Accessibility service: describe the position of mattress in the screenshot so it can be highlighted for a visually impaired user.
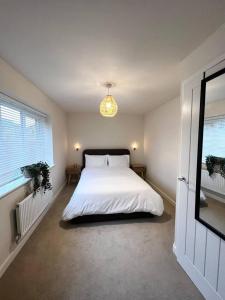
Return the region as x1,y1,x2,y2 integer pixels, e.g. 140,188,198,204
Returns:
62,167,164,221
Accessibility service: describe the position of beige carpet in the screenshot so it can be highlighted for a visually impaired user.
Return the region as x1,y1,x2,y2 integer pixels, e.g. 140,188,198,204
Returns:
0,185,203,300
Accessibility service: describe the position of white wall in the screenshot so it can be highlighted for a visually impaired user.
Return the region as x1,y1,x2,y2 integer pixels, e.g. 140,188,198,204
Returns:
144,97,181,201
144,22,225,204
0,57,68,271
67,112,144,165
180,23,225,80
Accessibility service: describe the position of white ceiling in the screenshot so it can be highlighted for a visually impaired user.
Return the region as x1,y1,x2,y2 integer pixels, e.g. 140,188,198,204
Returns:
0,0,225,114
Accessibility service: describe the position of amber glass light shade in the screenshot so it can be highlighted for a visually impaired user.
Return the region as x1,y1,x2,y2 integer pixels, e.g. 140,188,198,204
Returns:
100,95,118,117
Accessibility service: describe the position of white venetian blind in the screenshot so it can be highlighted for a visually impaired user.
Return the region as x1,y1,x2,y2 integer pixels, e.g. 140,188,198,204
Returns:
202,115,225,162
0,93,53,187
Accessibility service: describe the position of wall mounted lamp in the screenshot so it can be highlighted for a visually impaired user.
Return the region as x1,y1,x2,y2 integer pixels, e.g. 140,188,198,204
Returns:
131,142,138,151
74,143,80,151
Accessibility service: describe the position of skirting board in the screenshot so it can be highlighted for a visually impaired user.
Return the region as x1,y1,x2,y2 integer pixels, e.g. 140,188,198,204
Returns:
146,178,176,206
0,181,66,279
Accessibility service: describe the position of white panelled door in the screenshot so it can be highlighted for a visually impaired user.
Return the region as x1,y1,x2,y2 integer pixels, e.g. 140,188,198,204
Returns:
175,61,225,300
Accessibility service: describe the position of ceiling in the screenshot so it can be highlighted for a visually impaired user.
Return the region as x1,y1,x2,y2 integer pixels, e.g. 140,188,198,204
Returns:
0,0,225,114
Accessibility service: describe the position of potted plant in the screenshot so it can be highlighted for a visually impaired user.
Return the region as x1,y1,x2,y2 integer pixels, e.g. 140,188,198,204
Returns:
205,155,225,178
21,162,52,196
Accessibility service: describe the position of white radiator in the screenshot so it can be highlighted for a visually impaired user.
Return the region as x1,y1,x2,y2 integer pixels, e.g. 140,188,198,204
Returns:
16,190,52,240
201,169,225,197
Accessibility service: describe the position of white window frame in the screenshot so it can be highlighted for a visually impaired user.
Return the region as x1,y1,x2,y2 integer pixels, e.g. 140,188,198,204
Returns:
0,92,54,198
202,114,225,163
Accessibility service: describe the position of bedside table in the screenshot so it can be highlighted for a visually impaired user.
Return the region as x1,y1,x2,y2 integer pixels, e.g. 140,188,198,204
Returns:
66,164,81,184
131,164,146,179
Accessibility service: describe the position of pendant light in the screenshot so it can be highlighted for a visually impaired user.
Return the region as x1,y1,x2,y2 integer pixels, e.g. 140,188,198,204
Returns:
100,82,118,117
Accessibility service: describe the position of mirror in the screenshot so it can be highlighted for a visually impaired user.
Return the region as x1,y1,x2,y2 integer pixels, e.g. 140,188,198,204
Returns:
196,67,225,240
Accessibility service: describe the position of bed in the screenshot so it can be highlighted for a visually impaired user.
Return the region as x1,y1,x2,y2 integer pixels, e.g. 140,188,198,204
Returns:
62,149,164,221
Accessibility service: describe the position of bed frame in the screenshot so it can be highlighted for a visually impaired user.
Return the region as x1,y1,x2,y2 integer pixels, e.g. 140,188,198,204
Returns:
69,212,154,224
82,148,130,169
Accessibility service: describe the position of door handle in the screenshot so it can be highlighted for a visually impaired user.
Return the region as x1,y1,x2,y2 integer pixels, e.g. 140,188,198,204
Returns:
178,176,188,183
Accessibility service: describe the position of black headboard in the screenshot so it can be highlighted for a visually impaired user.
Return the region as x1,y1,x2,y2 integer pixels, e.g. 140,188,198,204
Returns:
82,149,130,169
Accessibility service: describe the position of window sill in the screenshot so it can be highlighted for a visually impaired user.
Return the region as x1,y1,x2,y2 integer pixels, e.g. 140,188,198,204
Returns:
0,177,31,199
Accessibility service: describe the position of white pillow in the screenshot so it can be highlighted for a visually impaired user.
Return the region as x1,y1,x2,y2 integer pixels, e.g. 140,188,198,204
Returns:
108,155,130,168
85,155,107,168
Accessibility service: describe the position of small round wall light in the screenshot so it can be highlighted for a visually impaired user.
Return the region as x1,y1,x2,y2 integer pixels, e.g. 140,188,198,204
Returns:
74,143,80,151
131,142,138,151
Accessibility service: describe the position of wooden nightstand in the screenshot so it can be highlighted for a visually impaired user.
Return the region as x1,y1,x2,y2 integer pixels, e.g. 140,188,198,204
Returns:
131,164,146,179
66,164,81,184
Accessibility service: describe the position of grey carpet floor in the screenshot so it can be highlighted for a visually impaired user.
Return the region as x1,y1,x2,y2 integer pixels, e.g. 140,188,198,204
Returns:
0,185,203,300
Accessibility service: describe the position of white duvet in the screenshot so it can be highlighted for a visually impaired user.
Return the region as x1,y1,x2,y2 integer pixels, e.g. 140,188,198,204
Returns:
62,167,164,221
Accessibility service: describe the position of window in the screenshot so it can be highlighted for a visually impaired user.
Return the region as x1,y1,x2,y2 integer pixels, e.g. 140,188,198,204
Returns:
0,93,53,188
202,115,225,162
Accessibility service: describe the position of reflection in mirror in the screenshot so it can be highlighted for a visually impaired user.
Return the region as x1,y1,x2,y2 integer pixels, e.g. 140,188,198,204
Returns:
198,70,225,238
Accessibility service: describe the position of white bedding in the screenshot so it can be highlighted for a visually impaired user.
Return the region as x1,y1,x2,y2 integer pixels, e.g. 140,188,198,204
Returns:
62,167,164,221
